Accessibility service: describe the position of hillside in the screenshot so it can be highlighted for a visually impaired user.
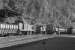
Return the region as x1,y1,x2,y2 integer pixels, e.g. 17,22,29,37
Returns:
0,0,75,28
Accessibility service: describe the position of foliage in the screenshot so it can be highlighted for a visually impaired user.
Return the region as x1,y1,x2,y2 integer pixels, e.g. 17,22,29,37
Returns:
1,0,75,28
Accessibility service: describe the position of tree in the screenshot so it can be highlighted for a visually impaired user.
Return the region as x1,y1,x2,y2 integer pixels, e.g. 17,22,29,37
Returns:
1,0,73,28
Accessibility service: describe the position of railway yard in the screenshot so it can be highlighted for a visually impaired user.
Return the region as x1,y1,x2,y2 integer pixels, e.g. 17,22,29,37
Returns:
0,22,75,48
0,0,75,50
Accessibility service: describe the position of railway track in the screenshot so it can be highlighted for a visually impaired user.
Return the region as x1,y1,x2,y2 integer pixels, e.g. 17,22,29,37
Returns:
0,33,56,48
58,34,75,38
0,32,75,48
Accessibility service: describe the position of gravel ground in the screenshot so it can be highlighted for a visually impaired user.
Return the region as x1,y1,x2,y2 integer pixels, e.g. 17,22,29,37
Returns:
1,36,75,50
0,34,56,48
1,34,75,50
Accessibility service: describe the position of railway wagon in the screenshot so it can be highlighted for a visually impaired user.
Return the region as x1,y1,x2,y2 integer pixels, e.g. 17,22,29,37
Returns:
34,24,55,34
19,23,35,35
40,25,46,34
55,26,73,35
56,27,67,35
0,23,19,36
0,22,36,36
46,24,55,34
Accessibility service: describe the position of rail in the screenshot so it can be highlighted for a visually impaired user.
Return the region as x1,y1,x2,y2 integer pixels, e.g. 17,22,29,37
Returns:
0,34,56,48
